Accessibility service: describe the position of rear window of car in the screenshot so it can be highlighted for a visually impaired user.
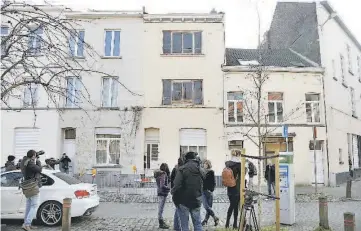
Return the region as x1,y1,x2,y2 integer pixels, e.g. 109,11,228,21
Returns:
53,172,81,185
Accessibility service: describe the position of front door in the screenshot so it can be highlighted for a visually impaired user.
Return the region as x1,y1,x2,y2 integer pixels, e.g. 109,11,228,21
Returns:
144,143,159,175
1,172,24,215
63,128,76,174
310,140,325,185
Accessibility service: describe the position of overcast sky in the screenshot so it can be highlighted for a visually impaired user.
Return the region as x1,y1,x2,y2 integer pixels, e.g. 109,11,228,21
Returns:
44,0,360,48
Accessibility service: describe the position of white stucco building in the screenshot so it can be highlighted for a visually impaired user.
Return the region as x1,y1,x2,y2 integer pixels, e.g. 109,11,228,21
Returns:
264,1,361,186
223,48,326,185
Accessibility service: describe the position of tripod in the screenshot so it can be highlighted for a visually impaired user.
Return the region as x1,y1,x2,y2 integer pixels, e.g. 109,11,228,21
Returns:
239,200,259,231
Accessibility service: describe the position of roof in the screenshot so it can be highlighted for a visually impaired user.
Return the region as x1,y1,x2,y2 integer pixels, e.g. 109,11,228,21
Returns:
225,48,318,67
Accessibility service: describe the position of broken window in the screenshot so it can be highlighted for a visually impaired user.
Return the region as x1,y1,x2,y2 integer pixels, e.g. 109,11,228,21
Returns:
268,92,283,123
162,31,202,54
227,91,243,123
305,93,320,123
162,80,203,105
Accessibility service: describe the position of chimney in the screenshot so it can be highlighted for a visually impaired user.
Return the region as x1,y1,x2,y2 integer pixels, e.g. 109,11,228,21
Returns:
210,8,217,14
142,6,147,14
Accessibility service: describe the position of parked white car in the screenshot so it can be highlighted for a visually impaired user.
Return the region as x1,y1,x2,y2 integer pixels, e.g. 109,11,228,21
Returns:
1,169,99,226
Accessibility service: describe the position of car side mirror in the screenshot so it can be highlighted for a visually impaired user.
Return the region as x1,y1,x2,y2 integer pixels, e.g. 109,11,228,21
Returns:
41,177,47,184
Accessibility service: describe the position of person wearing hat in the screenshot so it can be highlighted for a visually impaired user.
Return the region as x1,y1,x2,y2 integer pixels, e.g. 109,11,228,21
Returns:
5,155,16,171
171,152,203,231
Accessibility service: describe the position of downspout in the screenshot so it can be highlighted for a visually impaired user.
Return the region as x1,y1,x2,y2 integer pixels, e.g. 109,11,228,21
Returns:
321,72,331,186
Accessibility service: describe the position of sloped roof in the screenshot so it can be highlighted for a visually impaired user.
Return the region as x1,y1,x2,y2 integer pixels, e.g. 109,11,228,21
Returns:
225,48,317,67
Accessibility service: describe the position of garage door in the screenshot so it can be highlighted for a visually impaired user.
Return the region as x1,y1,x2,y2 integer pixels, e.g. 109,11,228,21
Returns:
353,135,359,168
179,129,207,160
14,128,40,160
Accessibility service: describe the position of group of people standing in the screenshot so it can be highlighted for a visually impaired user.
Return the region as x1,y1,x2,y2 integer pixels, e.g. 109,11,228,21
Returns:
153,150,275,231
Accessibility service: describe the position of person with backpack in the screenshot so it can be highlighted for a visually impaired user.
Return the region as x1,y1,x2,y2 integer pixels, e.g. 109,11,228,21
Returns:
5,155,16,171
154,163,171,229
172,152,203,231
246,159,257,189
201,159,219,227
222,149,242,229
171,157,184,231
264,160,275,199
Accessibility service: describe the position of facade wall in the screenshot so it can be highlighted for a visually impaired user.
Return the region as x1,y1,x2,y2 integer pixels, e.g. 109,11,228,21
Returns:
317,3,361,185
224,70,327,185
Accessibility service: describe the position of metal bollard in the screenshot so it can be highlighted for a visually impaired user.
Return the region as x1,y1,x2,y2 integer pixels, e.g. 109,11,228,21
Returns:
62,198,72,231
346,180,352,199
319,196,329,229
344,212,355,231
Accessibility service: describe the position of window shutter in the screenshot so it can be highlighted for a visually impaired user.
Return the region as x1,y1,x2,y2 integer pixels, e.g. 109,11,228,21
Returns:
193,80,203,105
162,31,171,54
77,31,85,56
194,32,202,54
162,80,171,105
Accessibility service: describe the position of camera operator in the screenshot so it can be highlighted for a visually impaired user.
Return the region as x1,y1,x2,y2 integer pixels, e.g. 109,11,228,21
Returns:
20,150,43,230
60,153,71,174
44,158,60,170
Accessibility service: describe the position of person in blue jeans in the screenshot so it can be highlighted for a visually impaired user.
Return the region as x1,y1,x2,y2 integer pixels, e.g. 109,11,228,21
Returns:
172,152,204,231
20,150,42,231
155,163,171,229
201,159,219,226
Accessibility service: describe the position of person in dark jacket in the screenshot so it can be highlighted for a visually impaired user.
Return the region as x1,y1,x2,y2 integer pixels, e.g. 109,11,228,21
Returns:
171,157,184,231
16,159,22,169
246,159,257,189
60,153,71,174
154,163,171,229
20,150,42,231
172,152,203,231
225,150,243,229
5,155,16,171
171,157,184,189
265,161,275,197
201,159,219,227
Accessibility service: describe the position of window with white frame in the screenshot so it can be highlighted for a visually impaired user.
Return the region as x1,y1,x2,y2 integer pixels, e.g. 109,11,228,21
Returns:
163,31,202,55
104,30,120,57
162,79,203,105
69,30,85,57
332,59,337,80
228,140,243,151
227,91,243,123
23,83,38,107
95,128,121,165
340,54,346,84
268,92,283,123
179,129,207,160
28,27,43,55
66,77,81,107
1,26,9,55
347,44,353,73
350,87,356,117
305,93,320,123
101,77,119,107
357,56,361,82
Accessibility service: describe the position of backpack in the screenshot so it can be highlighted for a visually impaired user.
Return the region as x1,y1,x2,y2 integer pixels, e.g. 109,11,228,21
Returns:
222,167,236,187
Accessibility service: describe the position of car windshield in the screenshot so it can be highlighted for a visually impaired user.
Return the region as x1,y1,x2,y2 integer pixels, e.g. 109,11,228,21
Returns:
53,172,81,185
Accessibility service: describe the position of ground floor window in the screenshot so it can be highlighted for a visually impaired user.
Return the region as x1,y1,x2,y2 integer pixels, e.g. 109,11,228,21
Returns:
95,128,121,165
179,129,207,160
144,128,160,170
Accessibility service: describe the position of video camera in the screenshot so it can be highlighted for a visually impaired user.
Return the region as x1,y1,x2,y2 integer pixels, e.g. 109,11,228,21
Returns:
36,150,45,158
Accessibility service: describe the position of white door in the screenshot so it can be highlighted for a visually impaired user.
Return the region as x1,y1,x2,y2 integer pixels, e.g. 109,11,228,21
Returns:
352,135,359,169
310,141,324,185
179,129,207,160
14,128,40,161
1,172,24,215
63,140,76,174
144,128,160,175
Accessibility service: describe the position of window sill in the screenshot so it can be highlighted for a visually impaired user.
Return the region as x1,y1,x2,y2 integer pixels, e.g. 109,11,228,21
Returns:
101,56,122,59
333,76,338,81
98,107,120,110
67,56,85,60
63,107,81,110
342,82,348,88
93,164,122,169
160,104,205,108
160,54,205,57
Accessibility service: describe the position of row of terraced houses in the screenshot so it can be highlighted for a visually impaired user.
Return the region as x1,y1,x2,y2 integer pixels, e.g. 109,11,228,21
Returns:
1,1,361,186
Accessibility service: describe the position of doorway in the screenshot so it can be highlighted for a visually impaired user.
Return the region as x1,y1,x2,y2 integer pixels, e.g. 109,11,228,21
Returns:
62,128,76,175
309,140,325,185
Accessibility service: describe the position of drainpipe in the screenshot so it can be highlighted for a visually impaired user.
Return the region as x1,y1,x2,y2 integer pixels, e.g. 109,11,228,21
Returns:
321,72,331,186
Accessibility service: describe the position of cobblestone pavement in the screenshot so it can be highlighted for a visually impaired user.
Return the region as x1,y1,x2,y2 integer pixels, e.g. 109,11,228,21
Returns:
3,201,360,231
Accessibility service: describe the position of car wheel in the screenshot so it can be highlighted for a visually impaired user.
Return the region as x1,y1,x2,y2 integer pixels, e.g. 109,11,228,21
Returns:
38,201,62,226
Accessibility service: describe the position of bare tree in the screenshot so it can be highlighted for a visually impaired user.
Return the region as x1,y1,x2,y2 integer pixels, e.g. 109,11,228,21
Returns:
1,1,137,112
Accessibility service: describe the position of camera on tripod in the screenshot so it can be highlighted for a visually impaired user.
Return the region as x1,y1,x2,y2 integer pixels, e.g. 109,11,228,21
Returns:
244,191,257,207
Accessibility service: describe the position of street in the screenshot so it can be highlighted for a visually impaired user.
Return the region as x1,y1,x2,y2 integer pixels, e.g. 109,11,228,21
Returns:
2,200,360,231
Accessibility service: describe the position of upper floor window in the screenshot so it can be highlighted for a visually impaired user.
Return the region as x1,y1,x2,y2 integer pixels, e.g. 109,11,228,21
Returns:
66,77,81,108
305,93,320,123
350,87,356,117
1,26,9,55
101,77,119,107
340,54,346,84
331,59,337,80
162,79,203,105
163,31,202,55
104,30,120,57
69,30,85,57
346,44,353,74
268,92,283,123
357,56,361,82
23,83,38,107
227,91,243,123
28,27,43,55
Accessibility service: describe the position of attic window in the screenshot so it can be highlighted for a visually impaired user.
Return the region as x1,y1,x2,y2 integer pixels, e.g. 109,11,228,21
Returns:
238,59,259,66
